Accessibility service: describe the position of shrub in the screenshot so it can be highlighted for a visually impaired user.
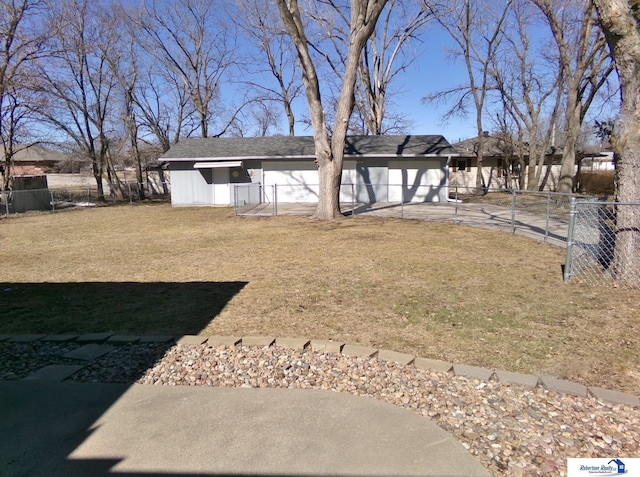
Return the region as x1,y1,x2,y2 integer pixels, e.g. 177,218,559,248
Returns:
579,171,615,196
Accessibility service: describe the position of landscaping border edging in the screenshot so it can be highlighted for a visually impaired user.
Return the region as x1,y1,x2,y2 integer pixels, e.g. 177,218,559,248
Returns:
2,333,639,407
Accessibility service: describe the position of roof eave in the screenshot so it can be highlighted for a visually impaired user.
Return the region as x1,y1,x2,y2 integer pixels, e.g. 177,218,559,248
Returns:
165,152,459,162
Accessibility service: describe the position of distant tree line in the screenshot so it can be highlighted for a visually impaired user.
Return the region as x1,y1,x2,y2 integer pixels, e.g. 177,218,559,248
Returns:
0,0,630,199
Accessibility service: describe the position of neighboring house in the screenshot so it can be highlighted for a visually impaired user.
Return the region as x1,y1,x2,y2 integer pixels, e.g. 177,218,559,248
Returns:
161,135,458,206
451,134,586,191
7,145,68,176
580,150,615,171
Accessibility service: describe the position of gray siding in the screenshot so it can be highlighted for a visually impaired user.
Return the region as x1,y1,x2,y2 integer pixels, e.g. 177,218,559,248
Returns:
170,162,212,206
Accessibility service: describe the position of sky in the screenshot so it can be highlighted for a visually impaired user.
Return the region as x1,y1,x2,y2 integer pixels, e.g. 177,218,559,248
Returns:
394,41,477,142
284,27,481,143
274,11,618,146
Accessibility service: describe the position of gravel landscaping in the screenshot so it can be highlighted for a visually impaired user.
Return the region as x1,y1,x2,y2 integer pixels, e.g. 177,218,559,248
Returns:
1,340,638,477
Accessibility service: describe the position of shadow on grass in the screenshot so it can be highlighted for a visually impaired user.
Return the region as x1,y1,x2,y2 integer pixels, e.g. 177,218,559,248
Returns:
0,281,262,477
0,281,247,335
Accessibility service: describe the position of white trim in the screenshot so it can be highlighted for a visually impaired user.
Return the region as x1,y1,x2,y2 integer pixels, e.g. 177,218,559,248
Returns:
166,153,459,162
193,161,243,169
168,155,314,162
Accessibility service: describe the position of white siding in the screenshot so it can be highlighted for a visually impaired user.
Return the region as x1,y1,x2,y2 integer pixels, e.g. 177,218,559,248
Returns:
170,164,233,206
340,160,357,202
170,167,213,206
263,161,319,202
388,160,445,203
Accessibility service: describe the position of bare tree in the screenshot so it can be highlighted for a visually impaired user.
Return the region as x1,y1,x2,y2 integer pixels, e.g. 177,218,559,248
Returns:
133,68,193,152
131,0,243,139
109,2,193,199
356,0,431,135
250,102,282,137
302,0,426,136
101,5,148,200
234,0,302,136
490,0,564,190
425,0,512,192
33,0,123,201
533,0,615,193
591,0,640,285
275,0,389,220
0,0,46,192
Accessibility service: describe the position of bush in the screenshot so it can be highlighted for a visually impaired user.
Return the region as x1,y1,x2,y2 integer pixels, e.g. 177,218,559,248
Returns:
579,171,615,196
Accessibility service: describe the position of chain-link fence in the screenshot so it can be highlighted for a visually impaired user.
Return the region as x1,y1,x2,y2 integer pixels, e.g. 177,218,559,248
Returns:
1,182,170,215
234,184,596,246
564,199,640,287
234,184,277,216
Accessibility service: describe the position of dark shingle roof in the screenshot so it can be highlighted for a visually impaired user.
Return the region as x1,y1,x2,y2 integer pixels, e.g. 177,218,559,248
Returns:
453,135,509,157
162,135,457,161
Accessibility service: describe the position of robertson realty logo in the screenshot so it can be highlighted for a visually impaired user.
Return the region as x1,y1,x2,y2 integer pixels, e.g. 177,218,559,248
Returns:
568,458,640,476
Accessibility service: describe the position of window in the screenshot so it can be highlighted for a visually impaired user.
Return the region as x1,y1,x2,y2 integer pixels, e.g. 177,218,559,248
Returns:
456,159,467,172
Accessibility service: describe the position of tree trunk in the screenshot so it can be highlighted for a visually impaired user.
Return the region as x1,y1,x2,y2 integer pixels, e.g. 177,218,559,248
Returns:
612,67,640,284
315,157,342,219
276,0,388,220
1,138,14,192
91,161,105,201
526,142,540,190
1,159,11,193
593,0,640,285
475,131,485,193
557,90,581,193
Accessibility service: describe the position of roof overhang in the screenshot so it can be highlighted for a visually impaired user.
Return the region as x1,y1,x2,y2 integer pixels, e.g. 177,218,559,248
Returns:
193,161,243,169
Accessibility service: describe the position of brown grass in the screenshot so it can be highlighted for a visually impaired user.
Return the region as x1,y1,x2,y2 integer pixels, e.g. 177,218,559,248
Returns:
579,170,615,196
1,203,638,394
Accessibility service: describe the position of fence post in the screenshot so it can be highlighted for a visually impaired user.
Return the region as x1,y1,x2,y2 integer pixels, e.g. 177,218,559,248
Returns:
273,185,278,216
401,185,404,219
233,184,238,216
564,197,577,283
544,192,551,244
2,189,8,216
454,186,459,224
351,183,355,214
511,190,517,235
50,190,55,212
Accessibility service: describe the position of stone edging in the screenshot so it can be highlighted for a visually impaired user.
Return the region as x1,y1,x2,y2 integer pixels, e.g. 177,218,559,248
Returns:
2,333,638,407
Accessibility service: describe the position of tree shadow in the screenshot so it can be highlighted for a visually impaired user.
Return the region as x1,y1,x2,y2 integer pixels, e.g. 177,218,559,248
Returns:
0,281,266,477
0,282,247,335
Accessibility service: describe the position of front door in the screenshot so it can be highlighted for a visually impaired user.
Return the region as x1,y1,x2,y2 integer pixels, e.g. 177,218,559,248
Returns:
212,168,231,205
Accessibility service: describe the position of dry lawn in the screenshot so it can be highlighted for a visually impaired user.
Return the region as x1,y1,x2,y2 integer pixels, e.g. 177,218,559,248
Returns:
1,203,638,394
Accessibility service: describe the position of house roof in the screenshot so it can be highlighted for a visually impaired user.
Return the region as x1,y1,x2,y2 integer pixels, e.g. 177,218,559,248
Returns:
453,134,602,159
453,135,511,157
161,135,458,162
10,145,69,164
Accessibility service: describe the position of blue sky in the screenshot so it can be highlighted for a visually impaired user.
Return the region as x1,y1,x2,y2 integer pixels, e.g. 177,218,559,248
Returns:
286,28,479,142
394,41,477,142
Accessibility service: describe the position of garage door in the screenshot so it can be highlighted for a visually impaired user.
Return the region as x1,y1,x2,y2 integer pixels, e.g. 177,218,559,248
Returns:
263,161,319,203
388,160,445,203
263,160,382,204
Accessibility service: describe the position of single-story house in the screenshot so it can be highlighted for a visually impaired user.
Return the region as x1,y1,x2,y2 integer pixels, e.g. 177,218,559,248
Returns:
161,135,458,206
452,134,561,190
451,134,606,191
6,145,68,176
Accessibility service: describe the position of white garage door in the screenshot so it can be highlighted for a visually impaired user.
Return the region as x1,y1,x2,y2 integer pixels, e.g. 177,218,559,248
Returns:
263,161,320,203
388,160,445,203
